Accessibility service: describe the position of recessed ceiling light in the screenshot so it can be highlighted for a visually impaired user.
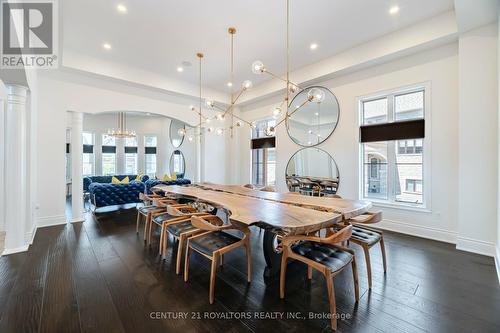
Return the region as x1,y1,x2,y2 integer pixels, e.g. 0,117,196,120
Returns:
389,6,399,15
102,43,112,50
177,66,184,72
146,113,151,116
310,43,318,50
227,82,233,87
117,4,127,13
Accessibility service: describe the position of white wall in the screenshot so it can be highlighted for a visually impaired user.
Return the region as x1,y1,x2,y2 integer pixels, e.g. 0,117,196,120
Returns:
36,70,226,227
239,42,461,244
457,23,498,256
0,79,6,232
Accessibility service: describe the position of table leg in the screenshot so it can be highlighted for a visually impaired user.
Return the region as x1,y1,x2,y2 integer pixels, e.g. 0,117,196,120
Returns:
263,230,283,278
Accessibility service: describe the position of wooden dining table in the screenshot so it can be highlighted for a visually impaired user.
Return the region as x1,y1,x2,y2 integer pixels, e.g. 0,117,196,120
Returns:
152,184,373,277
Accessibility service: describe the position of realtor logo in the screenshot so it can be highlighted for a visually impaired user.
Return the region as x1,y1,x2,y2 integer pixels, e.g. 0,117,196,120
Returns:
1,0,58,68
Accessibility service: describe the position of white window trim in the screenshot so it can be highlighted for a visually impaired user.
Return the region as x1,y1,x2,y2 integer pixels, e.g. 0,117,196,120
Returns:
82,131,95,176
357,82,432,212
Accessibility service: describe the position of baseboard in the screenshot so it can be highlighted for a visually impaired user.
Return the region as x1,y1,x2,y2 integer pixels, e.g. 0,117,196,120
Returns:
376,218,457,244
25,225,37,245
495,246,500,285
2,244,29,256
456,236,496,257
36,215,67,228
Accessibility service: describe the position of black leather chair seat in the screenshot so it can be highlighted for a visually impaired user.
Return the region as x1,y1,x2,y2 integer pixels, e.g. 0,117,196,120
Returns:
351,226,381,246
152,213,175,225
166,220,197,237
139,206,164,214
190,231,242,257
292,241,353,273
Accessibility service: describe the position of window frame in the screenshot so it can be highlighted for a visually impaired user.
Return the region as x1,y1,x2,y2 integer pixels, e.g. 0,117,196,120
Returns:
101,134,117,176
250,118,277,187
358,83,432,211
82,131,95,176
144,135,157,177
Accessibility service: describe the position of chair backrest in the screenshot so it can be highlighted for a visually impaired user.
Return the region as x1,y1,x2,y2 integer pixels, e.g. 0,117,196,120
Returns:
260,186,275,192
349,211,382,224
191,215,225,231
167,204,198,216
324,224,353,244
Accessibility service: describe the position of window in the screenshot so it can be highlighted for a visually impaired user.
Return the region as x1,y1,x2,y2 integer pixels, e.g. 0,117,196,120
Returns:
360,88,426,206
144,135,157,177
102,134,116,175
82,132,94,176
124,137,138,174
251,119,276,186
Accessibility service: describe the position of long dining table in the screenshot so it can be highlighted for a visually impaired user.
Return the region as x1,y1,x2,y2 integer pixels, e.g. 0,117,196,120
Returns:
152,183,373,277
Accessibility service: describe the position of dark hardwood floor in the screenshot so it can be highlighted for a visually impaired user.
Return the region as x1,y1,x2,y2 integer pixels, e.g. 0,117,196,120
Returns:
1,208,499,333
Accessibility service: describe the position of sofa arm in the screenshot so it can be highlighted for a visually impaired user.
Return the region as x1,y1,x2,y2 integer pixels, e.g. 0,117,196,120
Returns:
140,174,150,182
83,177,93,192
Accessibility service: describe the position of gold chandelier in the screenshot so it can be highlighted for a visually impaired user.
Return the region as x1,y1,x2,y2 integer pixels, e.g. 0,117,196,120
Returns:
180,0,321,140
107,112,136,138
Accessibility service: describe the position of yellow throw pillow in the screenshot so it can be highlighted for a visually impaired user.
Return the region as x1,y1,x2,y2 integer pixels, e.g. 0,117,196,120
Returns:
112,176,129,184
135,174,143,181
171,172,177,181
162,174,171,181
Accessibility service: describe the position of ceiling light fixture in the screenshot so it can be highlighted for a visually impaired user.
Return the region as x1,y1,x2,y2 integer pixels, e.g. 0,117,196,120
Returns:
250,0,327,136
227,82,233,87
107,112,136,138
389,5,399,15
117,4,127,13
177,66,184,72
102,43,112,50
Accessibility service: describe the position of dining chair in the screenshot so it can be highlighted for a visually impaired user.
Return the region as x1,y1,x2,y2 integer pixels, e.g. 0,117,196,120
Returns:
184,215,252,304
155,204,211,274
136,193,178,243
298,178,321,196
260,186,276,192
280,225,359,331
319,180,339,197
346,211,385,289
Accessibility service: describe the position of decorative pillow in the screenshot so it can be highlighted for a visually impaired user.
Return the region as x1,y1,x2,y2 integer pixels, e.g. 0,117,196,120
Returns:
162,174,171,181
112,176,129,184
171,172,177,181
135,174,143,181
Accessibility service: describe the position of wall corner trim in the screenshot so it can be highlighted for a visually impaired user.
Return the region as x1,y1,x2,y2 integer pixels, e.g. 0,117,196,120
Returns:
36,215,67,228
495,246,500,285
456,236,496,257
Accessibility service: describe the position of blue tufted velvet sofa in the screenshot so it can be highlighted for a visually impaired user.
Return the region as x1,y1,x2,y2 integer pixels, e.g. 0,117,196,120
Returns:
89,182,146,208
145,178,191,194
83,174,150,192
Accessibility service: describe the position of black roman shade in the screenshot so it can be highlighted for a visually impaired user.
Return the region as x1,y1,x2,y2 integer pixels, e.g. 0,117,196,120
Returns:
145,147,157,154
124,146,138,154
66,143,70,154
102,145,116,154
251,137,276,149
83,144,93,154
360,119,425,143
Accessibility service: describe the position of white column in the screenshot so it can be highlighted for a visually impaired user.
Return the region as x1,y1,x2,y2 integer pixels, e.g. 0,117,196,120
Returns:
70,112,84,222
196,126,202,183
4,85,29,252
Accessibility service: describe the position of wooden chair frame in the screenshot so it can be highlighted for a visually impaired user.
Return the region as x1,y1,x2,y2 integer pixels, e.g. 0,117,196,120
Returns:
149,204,207,251
184,215,252,304
280,225,359,331
347,211,386,289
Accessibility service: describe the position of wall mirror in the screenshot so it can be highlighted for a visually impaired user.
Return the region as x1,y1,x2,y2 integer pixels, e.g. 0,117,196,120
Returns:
170,119,186,148
169,150,185,177
286,86,340,147
286,147,340,196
